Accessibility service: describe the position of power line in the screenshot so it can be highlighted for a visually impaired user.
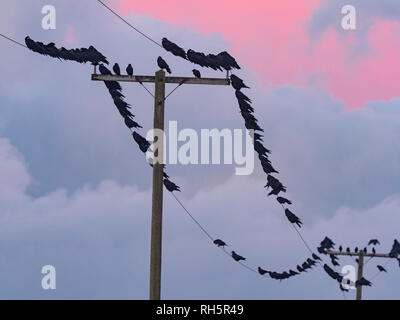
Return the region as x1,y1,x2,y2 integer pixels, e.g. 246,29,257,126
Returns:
0,33,27,48
95,0,163,49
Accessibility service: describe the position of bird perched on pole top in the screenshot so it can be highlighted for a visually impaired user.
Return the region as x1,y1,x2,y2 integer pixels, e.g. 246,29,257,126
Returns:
157,56,171,74
126,64,133,76
113,63,121,75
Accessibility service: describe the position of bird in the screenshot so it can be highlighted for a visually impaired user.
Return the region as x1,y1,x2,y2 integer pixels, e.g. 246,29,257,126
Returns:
124,117,142,129
363,247,367,254
230,74,249,91
340,284,349,292
258,267,269,275
372,247,376,255
285,209,303,228
162,38,187,60
339,245,343,252
231,251,245,262
99,64,112,75
113,63,121,75
312,253,322,261
126,64,133,76
355,247,358,253
346,247,350,253
163,178,180,192
368,239,380,246
377,265,387,272
297,265,305,273
289,269,299,276
235,90,252,103
192,69,201,78
277,197,292,206
132,131,151,153
213,239,227,248
355,277,372,287
157,56,171,73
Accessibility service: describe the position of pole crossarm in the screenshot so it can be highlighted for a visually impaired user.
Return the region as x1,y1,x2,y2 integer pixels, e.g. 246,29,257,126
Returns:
326,250,393,258
92,74,230,86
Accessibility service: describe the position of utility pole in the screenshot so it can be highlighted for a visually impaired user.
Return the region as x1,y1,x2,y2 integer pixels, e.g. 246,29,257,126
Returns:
326,249,395,300
92,70,230,300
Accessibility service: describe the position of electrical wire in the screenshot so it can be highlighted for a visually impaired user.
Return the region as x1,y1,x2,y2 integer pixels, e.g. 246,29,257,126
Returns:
95,0,163,49
0,33,27,48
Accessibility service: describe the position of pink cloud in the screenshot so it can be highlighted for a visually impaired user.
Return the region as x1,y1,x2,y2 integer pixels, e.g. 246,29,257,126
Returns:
64,26,76,44
115,0,400,108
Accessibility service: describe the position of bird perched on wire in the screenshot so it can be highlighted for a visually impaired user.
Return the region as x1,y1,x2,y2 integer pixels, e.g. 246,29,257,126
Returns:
126,64,133,76
346,247,350,253
132,131,151,153
163,178,180,192
312,253,322,261
355,247,358,253
113,63,121,75
157,56,172,74
377,265,387,272
363,247,367,254
372,247,376,255
297,265,305,273
339,245,343,252
231,251,246,262
213,239,227,248
124,117,142,129
368,239,380,246
230,74,250,90
277,197,292,206
258,267,269,275
162,38,187,60
355,277,372,287
285,209,303,228
192,69,201,78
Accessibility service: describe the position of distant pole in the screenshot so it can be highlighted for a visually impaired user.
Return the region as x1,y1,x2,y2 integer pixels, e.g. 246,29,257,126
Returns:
149,70,166,300
356,250,364,301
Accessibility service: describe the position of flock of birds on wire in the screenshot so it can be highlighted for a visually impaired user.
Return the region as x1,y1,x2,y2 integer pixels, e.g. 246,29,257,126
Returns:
24,35,400,293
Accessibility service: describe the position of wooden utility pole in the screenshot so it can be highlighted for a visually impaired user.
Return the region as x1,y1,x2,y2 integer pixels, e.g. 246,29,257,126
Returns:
92,70,230,300
326,249,395,300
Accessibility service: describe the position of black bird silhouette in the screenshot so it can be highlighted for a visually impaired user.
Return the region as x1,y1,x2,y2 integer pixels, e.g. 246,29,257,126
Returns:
289,269,299,276
355,247,358,253
99,64,112,75
372,247,376,255
126,64,133,76
258,267,269,275
339,245,343,252
277,197,292,206
330,255,340,266
192,69,201,78
312,253,322,261
340,284,349,292
320,237,335,250
213,239,227,247
368,239,380,246
162,38,187,60
355,277,372,287
157,56,171,73
297,265,305,273
113,63,121,75
124,117,142,129
132,131,151,153
235,90,252,103
346,247,350,253
389,239,400,258
377,265,387,272
323,264,342,281
363,247,367,254
231,251,246,262
285,209,303,228
230,74,249,90
163,178,181,192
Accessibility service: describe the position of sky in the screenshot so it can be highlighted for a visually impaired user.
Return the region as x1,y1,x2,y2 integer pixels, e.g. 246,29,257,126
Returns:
0,0,399,299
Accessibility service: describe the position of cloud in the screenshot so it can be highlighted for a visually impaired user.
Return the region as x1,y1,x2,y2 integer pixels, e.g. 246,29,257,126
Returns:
0,135,399,299
115,0,400,108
